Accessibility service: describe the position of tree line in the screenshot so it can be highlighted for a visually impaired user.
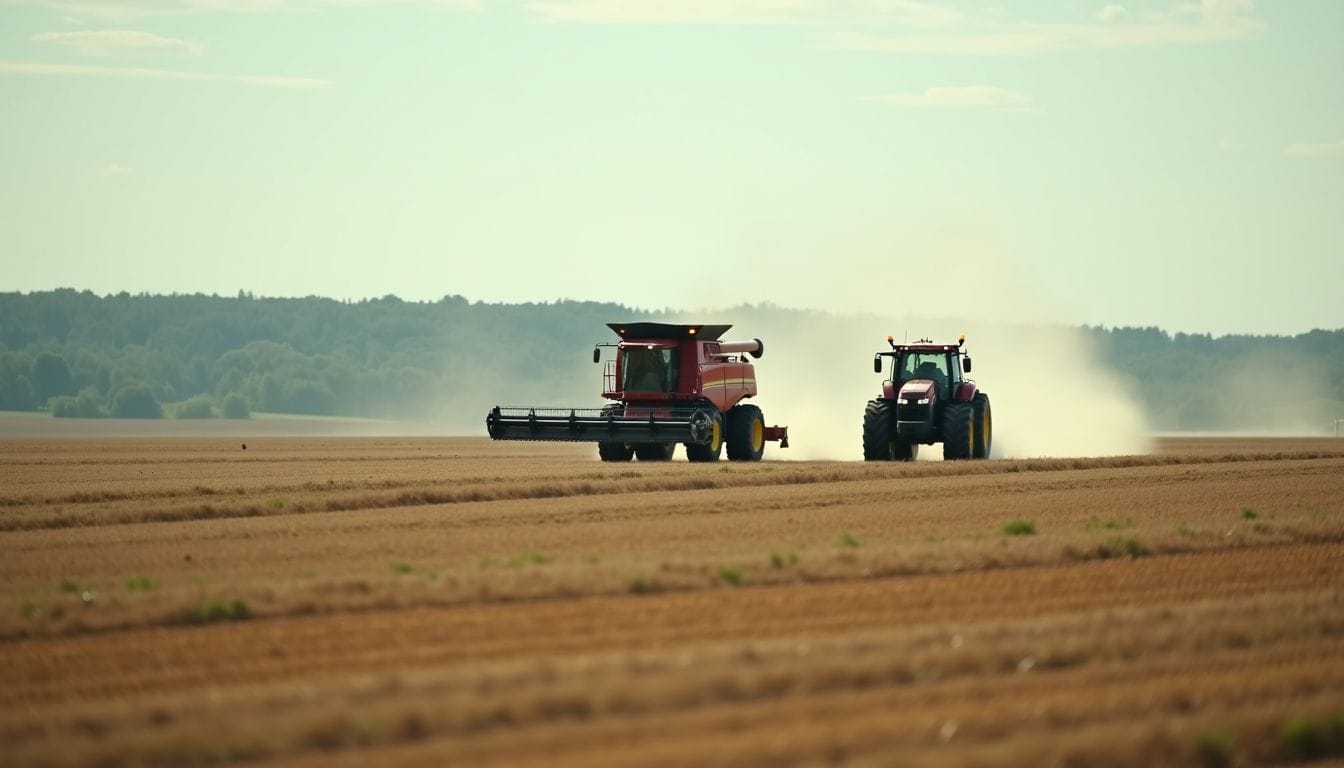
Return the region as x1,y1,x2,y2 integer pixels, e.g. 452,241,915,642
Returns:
0,290,1340,432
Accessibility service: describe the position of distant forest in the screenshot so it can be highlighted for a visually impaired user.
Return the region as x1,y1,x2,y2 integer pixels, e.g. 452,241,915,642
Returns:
1,289,1341,432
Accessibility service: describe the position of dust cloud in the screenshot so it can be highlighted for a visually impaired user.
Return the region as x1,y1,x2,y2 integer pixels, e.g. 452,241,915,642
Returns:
675,310,1148,461
677,233,1153,460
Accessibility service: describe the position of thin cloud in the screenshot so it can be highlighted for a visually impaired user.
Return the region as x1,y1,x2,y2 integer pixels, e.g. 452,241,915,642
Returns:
1283,140,1344,159
527,0,962,26
0,59,331,89
1096,5,1128,23
525,0,1265,57
1,0,480,19
32,30,204,57
861,85,1031,110
824,2,1264,56
97,163,133,175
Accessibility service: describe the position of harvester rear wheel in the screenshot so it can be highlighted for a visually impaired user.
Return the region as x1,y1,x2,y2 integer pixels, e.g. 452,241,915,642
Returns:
685,411,723,462
942,402,974,460
972,393,992,459
635,443,676,461
862,400,894,461
726,404,765,461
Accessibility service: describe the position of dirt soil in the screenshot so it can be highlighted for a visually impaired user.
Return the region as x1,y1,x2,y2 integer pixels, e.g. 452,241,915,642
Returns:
2,435,1343,767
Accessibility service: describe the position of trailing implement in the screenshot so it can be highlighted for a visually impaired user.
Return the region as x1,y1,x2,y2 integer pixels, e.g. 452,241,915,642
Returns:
863,335,992,461
487,323,789,462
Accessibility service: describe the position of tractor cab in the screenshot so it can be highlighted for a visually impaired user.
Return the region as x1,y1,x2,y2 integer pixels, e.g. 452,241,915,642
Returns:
875,337,972,404
897,349,961,400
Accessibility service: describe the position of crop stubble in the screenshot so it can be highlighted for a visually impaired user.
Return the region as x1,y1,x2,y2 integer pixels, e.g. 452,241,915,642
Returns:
1,435,1343,767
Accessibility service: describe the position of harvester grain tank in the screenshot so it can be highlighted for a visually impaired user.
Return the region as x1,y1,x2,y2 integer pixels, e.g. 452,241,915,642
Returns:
864,335,992,461
487,323,789,462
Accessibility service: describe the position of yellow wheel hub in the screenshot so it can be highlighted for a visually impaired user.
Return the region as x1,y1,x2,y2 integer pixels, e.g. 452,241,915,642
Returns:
751,419,764,452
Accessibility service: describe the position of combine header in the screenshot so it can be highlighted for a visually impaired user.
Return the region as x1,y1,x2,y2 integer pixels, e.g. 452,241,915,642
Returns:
487,323,788,462
863,335,992,461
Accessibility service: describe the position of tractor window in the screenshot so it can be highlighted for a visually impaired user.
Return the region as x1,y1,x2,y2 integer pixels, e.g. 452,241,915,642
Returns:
900,353,950,396
621,348,677,392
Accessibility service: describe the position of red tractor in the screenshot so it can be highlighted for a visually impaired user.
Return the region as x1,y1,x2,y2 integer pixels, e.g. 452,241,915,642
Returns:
487,323,789,462
864,335,992,461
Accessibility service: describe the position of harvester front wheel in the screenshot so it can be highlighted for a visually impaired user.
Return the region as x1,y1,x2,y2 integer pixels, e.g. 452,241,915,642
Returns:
972,393,992,459
942,402,974,460
862,399,894,461
685,410,723,462
726,404,766,461
597,405,634,462
635,443,676,461
598,442,634,462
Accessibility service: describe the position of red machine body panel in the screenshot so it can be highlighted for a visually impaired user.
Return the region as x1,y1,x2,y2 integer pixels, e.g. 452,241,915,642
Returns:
604,336,760,414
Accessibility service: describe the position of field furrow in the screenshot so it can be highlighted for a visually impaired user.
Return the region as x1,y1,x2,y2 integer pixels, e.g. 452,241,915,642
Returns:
2,436,1343,767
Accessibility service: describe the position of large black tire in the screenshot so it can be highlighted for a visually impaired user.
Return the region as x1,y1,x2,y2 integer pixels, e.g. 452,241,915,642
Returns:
685,409,724,462
972,393,992,459
942,402,974,460
726,404,766,461
598,441,634,462
635,443,676,461
862,400,893,461
864,400,918,462
597,405,634,462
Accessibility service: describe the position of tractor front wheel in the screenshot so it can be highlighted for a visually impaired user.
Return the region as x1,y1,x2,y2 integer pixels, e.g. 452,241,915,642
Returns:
862,399,894,461
726,404,766,461
942,402,974,460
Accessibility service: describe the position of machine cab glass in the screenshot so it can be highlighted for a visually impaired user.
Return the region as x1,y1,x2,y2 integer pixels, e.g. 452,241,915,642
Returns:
620,347,677,392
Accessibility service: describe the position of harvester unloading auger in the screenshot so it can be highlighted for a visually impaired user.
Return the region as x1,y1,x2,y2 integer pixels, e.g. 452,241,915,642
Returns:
486,323,788,461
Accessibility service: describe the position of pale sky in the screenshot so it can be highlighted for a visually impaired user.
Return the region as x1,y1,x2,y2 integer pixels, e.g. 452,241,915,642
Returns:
1,0,1340,335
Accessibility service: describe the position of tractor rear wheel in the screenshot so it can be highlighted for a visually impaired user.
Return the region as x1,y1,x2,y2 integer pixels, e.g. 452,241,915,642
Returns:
685,410,723,462
635,443,676,461
862,399,894,461
726,404,766,461
972,393,992,459
942,402,974,460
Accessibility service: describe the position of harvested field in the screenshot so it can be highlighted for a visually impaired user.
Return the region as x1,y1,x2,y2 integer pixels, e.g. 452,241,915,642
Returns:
2,435,1343,767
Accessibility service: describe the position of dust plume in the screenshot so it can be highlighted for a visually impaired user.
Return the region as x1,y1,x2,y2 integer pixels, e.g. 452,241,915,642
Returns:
678,233,1153,460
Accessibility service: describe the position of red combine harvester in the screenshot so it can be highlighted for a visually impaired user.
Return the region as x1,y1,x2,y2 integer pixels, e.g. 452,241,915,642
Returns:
486,323,789,462
863,335,992,461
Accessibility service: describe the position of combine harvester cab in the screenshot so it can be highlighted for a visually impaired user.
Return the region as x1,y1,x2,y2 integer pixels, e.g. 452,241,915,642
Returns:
863,334,992,462
486,323,789,462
